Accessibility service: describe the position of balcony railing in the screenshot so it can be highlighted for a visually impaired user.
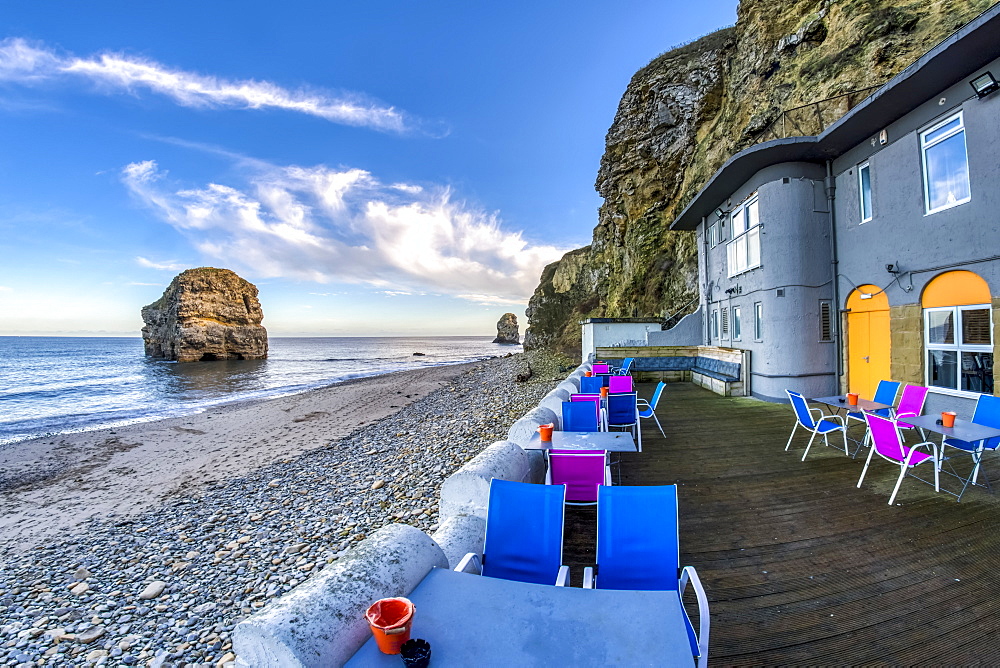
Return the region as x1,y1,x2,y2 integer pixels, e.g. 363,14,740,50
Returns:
747,84,883,146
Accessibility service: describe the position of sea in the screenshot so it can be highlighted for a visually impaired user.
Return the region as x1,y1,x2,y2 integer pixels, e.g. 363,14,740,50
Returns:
0,336,520,446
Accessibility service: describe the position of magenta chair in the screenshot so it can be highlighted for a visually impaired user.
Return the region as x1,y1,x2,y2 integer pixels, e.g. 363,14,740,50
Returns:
592,363,611,375
858,412,939,505
545,450,610,505
608,375,633,394
894,384,929,436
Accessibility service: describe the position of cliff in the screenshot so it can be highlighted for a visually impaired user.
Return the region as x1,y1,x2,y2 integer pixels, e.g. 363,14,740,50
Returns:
524,0,995,356
141,267,268,362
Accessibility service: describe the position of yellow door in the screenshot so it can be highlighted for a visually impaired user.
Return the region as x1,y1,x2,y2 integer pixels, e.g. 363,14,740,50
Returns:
847,286,891,399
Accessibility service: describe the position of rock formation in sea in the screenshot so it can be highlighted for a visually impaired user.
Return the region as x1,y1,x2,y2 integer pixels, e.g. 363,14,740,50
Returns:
523,0,993,355
493,313,520,344
141,267,268,362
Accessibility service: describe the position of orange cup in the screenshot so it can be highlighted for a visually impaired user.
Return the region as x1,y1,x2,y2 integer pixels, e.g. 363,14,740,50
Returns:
600,386,609,398
366,598,414,654
942,411,957,428
846,392,859,406
538,423,554,442
584,371,592,377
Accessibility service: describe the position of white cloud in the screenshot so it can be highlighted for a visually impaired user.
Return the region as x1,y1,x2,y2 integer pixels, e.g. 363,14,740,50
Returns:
0,38,409,132
122,160,569,303
136,256,188,271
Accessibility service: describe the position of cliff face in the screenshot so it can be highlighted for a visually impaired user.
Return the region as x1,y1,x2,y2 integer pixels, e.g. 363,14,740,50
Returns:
141,267,268,362
524,0,995,357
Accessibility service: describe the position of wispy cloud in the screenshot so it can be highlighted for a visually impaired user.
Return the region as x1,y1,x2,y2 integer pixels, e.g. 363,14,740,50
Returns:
0,37,411,133
136,256,189,271
121,160,569,304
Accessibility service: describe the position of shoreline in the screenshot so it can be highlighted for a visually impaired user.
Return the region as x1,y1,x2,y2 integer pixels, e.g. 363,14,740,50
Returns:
0,360,486,551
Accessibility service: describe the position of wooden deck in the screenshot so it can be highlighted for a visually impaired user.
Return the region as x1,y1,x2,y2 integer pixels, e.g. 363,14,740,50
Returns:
562,382,1000,665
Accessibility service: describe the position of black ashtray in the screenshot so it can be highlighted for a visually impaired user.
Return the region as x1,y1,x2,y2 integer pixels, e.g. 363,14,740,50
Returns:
936,419,944,425
400,638,431,668
838,398,845,403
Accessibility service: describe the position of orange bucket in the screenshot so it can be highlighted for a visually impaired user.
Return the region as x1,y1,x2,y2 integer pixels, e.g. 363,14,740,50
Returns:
942,411,957,428
600,386,609,398
584,371,592,377
846,393,859,406
366,597,414,654
538,423,554,442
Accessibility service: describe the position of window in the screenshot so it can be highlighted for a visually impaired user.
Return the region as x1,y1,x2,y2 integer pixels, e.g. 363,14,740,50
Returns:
925,306,993,393
819,301,833,342
858,161,872,223
707,221,718,248
721,307,729,339
711,309,719,339
727,195,761,277
921,112,970,214
732,306,742,340
754,302,763,340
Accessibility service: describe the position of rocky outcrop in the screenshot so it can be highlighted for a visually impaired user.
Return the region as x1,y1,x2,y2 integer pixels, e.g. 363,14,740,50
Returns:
525,0,994,357
492,313,520,344
141,267,268,362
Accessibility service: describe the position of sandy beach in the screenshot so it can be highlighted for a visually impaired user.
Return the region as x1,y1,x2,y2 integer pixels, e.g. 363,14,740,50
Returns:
0,352,562,665
0,361,479,552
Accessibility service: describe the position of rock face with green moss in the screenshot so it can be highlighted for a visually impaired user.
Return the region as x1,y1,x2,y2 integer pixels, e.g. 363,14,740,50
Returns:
492,313,520,344
524,0,994,356
141,267,268,362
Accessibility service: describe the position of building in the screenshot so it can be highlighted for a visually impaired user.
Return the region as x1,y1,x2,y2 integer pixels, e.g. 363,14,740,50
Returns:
669,5,1000,414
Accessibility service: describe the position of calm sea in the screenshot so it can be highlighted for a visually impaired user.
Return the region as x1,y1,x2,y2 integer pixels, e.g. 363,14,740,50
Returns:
0,336,519,445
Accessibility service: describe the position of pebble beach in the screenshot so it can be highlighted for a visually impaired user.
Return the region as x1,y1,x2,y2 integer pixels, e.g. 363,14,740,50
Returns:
0,351,565,667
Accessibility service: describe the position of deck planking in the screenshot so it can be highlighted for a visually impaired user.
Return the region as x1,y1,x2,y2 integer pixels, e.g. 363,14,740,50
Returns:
561,382,1000,665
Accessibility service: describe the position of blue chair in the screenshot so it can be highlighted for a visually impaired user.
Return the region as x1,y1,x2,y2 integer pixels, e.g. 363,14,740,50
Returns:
580,376,604,394
455,479,569,586
562,400,600,432
638,381,666,438
612,357,635,375
583,485,709,668
606,392,641,452
784,390,848,461
941,394,1000,496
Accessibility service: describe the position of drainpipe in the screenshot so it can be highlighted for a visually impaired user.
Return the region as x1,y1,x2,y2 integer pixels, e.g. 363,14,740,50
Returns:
701,216,710,345
826,160,843,384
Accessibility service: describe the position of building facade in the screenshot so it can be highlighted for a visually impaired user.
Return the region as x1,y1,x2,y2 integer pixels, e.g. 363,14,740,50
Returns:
671,6,1000,414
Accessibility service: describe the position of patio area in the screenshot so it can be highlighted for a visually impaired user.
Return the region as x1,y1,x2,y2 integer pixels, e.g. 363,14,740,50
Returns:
562,382,1000,664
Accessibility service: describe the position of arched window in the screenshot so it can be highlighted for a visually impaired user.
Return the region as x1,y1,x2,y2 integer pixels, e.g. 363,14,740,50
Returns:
922,271,993,395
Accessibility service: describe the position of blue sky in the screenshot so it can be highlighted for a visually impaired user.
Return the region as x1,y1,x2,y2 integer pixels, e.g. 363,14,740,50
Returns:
0,1,736,336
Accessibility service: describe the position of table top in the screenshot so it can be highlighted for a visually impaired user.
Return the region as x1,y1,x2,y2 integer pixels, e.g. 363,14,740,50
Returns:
523,431,638,452
345,568,694,667
900,414,1000,443
808,395,891,413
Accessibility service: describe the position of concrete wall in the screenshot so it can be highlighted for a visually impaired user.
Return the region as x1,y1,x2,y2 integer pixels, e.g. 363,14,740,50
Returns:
698,163,838,402
233,360,593,666
833,55,1000,414
581,320,663,359
646,306,704,346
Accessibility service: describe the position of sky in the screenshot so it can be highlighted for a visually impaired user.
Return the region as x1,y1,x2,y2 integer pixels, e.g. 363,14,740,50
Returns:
0,1,737,336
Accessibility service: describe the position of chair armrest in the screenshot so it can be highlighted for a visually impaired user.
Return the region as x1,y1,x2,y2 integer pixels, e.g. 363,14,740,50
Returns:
680,565,710,668
604,465,612,486
636,398,651,409
454,552,482,575
544,467,552,485
582,567,594,589
555,565,570,587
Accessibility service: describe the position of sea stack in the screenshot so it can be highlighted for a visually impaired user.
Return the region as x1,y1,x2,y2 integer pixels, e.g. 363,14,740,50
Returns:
493,313,520,344
141,267,268,362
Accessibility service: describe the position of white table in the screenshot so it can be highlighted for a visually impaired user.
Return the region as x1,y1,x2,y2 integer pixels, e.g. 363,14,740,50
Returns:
345,568,694,666
522,431,637,452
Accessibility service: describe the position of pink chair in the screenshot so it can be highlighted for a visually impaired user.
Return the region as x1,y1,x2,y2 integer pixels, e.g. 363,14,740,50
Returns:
545,450,610,505
570,394,605,431
857,412,939,505
894,384,929,434
592,363,611,375
608,375,633,394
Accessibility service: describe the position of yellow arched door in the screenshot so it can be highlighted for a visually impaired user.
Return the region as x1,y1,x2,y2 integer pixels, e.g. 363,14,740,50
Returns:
847,285,891,399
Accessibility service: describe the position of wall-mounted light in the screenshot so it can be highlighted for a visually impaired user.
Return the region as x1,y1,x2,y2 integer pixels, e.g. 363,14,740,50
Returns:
970,71,999,98
859,293,873,300
715,207,728,219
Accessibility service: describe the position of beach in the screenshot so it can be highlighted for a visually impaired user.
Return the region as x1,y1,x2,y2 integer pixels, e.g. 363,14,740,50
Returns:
0,351,564,665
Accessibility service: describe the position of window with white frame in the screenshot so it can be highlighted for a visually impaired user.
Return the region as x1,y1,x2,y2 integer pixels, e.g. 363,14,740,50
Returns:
706,221,718,248
721,307,729,339
727,195,761,276
711,309,719,339
924,305,993,394
858,161,872,223
732,306,742,340
754,302,763,340
921,111,970,214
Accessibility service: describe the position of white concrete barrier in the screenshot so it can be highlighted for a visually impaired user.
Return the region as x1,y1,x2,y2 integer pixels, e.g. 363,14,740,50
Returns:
538,387,570,429
432,514,487,569
439,441,531,522
233,524,445,668
506,406,558,446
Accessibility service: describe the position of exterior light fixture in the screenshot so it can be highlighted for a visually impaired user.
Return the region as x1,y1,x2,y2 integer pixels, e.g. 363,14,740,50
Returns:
970,71,999,98
886,263,899,274
715,207,727,219
859,293,873,300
